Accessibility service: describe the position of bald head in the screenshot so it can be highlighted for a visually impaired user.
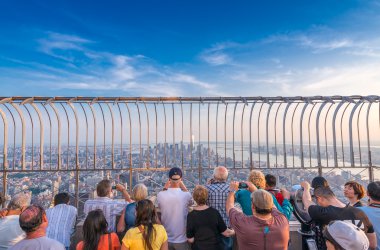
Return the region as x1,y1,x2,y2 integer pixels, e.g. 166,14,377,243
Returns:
213,166,228,182
19,205,46,233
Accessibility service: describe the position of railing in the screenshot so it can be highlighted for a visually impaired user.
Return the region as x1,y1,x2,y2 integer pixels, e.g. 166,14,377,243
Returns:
0,96,379,209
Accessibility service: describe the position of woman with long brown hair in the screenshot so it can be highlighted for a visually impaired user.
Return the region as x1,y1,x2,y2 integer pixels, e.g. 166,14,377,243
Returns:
76,209,120,250
121,199,168,250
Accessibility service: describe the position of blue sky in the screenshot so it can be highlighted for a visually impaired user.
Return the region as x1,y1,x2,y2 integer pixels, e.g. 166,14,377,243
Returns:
1,0,380,97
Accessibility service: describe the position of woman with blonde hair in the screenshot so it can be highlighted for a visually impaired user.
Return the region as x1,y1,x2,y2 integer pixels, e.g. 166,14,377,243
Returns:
235,170,293,219
117,183,148,233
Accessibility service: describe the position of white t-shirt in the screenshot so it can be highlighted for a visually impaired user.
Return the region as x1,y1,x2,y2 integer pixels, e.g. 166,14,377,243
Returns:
0,215,25,250
157,188,192,243
9,236,65,250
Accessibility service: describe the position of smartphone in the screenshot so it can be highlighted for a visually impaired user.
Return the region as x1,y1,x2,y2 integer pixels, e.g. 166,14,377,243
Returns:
238,182,248,189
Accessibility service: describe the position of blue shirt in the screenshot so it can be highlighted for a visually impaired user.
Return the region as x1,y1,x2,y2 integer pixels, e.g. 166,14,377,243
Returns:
46,204,77,247
359,205,380,250
124,202,137,231
235,189,293,220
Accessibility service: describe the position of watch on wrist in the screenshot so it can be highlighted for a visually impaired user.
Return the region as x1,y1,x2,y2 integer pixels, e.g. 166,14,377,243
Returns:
163,188,168,191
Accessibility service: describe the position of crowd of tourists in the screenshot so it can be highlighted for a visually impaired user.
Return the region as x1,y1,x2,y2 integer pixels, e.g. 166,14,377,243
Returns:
0,166,379,250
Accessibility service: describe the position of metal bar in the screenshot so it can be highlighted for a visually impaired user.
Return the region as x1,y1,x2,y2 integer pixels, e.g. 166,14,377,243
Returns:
282,102,293,168
41,105,52,170
349,101,363,167
324,103,334,169
356,102,365,167
10,103,26,170
98,103,106,169
316,101,328,167
162,102,167,167
180,101,184,168
208,103,210,168
30,103,44,170
49,103,62,170
116,102,123,169
257,102,264,168
249,102,257,169
366,102,373,168
241,103,247,168
124,102,133,190
299,102,309,168
190,103,192,168
340,103,351,167
2,105,16,170
79,104,89,169
216,101,219,166
143,102,150,168
60,104,70,169
172,103,175,167
291,103,301,168
153,103,158,168
274,103,283,168
265,102,273,168
88,103,97,169
232,101,239,168
23,105,34,169
307,104,317,168
332,101,346,167
0,107,8,204
198,102,201,180
106,103,115,169
135,102,142,167
224,103,228,168
67,102,79,207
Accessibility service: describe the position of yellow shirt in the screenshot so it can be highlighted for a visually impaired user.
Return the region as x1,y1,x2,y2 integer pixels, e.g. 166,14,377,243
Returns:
122,224,168,250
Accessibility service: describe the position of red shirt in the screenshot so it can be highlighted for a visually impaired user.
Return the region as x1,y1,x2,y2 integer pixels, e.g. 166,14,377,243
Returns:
76,233,121,250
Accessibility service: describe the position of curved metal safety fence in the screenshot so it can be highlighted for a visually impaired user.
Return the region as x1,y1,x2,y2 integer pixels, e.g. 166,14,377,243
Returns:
0,96,379,209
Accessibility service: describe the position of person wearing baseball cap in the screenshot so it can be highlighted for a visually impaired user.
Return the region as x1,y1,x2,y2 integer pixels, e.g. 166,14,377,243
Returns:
323,220,369,250
157,167,192,250
226,182,289,250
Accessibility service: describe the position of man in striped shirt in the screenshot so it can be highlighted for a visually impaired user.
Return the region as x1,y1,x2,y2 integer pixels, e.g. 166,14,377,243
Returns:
46,193,77,250
84,179,132,232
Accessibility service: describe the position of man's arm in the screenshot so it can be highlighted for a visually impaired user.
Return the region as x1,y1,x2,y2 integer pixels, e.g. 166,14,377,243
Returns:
300,181,315,211
226,181,239,214
179,180,188,192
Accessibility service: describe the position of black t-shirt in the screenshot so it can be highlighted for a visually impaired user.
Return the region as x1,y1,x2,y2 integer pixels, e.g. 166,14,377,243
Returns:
308,204,374,233
309,204,374,250
186,207,227,250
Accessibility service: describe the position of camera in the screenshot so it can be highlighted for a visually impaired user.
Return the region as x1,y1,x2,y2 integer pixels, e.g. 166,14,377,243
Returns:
112,185,117,190
238,182,248,189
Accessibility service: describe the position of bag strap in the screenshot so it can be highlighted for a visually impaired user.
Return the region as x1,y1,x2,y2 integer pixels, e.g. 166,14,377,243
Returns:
108,233,112,250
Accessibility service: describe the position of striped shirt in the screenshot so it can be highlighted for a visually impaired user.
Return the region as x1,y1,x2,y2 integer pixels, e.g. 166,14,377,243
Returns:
84,197,127,232
46,204,77,247
206,182,230,226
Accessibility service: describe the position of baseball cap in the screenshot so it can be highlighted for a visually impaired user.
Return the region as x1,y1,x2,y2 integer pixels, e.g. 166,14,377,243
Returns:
323,220,369,250
169,167,182,180
251,189,274,210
